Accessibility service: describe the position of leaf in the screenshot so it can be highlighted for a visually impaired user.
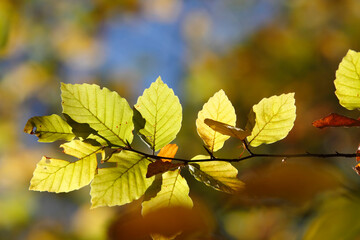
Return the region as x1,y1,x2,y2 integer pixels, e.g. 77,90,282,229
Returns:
246,93,296,147
334,49,360,110
61,83,134,147
90,150,154,208
158,144,178,162
353,163,360,175
146,161,184,178
189,155,244,194
134,77,182,151
29,140,101,193
312,113,360,128
142,169,193,216
146,144,184,178
204,119,250,140
196,90,236,152
24,114,75,142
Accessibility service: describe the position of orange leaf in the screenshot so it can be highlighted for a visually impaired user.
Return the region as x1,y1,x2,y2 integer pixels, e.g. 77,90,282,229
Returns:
158,144,178,162
357,144,360,162
146,144,182,178
354,163,360,175
312,113,360,128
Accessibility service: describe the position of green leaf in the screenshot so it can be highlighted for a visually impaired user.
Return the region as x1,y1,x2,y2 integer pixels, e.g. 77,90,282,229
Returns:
304,196,360,240
246,93,296,147
61,83,134,147
90,150,154,208
334,49,360,110
196,90,237,152
189,155,244,194
142,169,193,216
24,114,75,142
134,76,182,151
29,140,101,193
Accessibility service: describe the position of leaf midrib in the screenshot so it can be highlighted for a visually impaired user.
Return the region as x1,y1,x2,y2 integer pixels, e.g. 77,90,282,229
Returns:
249,97,291,145
34,148,100,191
63,85,126,146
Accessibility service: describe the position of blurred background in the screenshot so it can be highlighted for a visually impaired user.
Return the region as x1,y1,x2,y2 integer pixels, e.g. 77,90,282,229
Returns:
1,0,360,239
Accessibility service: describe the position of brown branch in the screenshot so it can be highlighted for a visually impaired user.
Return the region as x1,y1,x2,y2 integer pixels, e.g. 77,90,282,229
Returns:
115,144,358,163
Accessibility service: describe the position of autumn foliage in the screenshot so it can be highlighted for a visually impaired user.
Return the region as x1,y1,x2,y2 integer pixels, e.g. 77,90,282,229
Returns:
24,49,360,239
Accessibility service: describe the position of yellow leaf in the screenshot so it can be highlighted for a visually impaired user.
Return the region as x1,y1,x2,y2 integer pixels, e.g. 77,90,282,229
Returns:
204,119,250,140
196,90,236,152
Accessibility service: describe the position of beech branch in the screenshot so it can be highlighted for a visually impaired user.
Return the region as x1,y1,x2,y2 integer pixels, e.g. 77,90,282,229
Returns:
115,143,359,164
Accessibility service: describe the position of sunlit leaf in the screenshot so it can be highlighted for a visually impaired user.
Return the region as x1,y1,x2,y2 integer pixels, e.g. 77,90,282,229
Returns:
246,93,296,147
204,119,250,140
312,113,360,128
189,155,244,194
157,144,178,162
61,83,134,147
29,140,101,193
90,151,154,208
24,114,75,142
196,90,236,152
146,144,184,178
334,49,360,110
353,163,360,175
142,169,193,216
134,77,182,151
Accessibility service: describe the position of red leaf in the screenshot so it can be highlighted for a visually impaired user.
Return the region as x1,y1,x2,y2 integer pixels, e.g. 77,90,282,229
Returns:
312,113,360,128
146,161,184,178
357,144,360,162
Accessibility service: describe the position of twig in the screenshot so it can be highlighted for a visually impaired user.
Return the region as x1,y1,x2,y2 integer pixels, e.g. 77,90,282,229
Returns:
113,145,359,163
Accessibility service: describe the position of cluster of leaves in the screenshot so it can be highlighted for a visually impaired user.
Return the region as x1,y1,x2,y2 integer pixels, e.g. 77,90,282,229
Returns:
24,76,296,232
312,50,360,172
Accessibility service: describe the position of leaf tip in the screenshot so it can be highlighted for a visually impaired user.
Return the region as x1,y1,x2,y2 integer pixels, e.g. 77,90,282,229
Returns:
155,76,163,84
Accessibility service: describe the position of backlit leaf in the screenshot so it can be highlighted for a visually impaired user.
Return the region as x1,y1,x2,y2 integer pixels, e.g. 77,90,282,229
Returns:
134,77,182,151
334,49,360,110
90,151,154,208
189,155,244,194
157,144,178,162
146,144,184,178
61,83,134,147
246,93,296,147
29,140,101,193
312,113,360,128
24,114,75,142
142,169,193,216
196,90,236,152
204,118,250,140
